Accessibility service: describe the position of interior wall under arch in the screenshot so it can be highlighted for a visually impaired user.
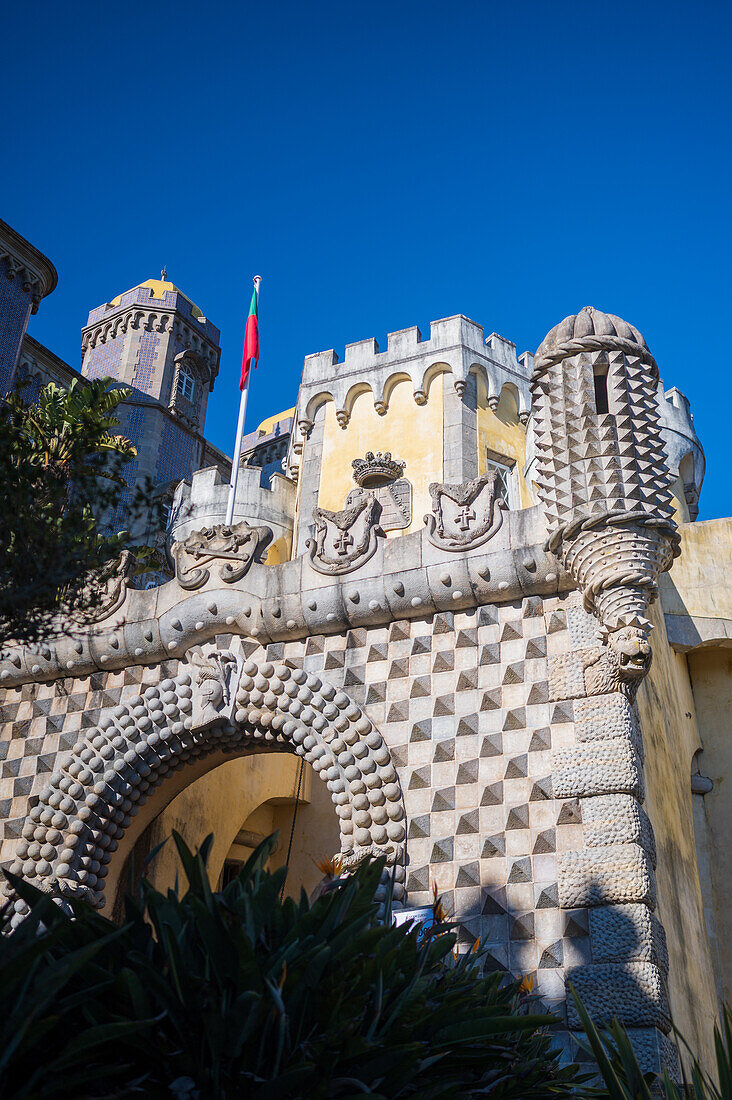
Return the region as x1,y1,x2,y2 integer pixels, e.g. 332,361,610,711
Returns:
111,752,341,917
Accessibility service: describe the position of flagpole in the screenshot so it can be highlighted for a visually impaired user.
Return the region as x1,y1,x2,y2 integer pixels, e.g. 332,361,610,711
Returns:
225,276,261,526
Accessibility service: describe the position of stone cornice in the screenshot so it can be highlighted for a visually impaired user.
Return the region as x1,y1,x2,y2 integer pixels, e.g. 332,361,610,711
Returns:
81,309,221,381
20,335,83,385
664,613,732,652
0,219,58,311
0,506,569,688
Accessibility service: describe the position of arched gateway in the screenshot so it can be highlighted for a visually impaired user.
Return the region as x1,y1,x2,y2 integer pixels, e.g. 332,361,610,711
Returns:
4,645,407,925
0,303,714,1081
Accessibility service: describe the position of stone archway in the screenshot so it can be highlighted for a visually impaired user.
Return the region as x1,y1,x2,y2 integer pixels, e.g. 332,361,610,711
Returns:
5,651,407,927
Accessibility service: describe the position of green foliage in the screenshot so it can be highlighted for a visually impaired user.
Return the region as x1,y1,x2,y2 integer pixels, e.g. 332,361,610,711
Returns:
0,377,160,649
0,835,584,1099
571,986,732,1098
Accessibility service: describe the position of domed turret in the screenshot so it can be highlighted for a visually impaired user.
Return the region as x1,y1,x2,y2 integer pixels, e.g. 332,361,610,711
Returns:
531,306,679,636
533,306,655,379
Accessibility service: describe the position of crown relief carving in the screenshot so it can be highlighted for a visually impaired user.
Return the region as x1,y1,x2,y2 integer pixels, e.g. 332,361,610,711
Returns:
348,452,411,532
351,451,406,488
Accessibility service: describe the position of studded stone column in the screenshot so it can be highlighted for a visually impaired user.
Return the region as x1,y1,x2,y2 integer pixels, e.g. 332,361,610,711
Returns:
549,601,677,1077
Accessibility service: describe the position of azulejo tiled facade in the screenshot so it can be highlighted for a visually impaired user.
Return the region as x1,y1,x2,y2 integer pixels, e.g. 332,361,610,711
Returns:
3,217,731,1079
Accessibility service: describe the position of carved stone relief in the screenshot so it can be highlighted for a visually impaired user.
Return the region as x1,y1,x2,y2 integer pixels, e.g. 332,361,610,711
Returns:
531,307,680,655
351,451,406,488
81,550,132,622
306,491,384,575
424,470,505,551
187,646,241,731
583,626,653,702
172,521,272,589
345,478,412,532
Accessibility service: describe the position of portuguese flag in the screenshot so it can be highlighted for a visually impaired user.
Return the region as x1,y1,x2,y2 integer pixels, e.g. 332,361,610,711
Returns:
240,284,259,390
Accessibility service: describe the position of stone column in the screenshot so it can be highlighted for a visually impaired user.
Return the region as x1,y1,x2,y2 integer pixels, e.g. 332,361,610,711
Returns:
442,373,478,484
549,602,676,1077
295,405,326,557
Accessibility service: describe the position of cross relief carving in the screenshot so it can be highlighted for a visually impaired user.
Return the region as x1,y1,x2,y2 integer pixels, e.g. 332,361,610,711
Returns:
334,530,354,556
425,471,506,551
307,491,385,575
456,506,476,531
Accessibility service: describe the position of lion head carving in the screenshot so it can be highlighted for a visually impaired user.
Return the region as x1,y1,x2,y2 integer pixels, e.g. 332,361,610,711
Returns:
582,625,652,700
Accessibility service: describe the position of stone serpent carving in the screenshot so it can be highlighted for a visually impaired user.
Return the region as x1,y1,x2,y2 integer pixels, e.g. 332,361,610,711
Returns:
532,332,658,380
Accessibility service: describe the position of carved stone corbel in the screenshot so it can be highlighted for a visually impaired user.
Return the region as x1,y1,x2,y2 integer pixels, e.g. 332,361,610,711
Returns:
582,625,653,702
424,471,505,551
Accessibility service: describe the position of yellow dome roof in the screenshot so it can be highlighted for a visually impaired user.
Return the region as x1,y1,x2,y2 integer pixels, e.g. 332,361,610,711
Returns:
110,278,204,320
257,407,295,434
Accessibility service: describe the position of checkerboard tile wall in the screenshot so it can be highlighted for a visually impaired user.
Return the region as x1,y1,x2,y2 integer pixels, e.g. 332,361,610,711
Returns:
269,591,587,1013
0,595,588,1017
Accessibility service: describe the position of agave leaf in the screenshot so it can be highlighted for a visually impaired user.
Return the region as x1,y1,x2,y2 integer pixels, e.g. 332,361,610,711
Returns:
569,986,636,1099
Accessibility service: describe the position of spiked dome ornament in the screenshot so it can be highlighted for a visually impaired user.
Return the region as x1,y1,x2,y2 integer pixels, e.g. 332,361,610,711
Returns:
531,307,680,635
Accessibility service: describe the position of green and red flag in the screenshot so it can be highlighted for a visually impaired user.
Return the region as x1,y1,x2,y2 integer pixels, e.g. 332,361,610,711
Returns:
240,283,259,390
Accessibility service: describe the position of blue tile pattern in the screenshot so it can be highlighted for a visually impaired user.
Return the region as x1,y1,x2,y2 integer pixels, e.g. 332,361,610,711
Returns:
15,367,44,405
85,337,124,382
133,332,159,393
156,419,198,485
107,489,133,534
106,406,149,531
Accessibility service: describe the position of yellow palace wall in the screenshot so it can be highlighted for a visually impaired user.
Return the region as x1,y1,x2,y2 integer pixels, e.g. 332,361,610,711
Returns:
110,754,340,912
660,518,732,1012
316,376,444,531
475,376,532,508
314,373,533,525
635,599,718,1072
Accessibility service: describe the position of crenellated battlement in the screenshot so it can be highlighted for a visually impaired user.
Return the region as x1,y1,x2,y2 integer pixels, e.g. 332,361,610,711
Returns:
659,384,696,443
656,383,705,516
169,464,295,551
85,284,220,345
297,313,533,430
302,315,520,380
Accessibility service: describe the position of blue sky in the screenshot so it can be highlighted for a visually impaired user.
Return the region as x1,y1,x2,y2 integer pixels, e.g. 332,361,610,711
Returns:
4,0,730,518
